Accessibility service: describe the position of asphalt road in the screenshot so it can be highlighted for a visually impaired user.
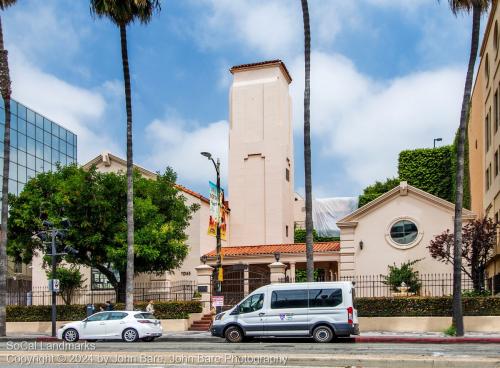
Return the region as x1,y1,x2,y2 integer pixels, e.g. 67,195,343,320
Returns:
0,340,498,367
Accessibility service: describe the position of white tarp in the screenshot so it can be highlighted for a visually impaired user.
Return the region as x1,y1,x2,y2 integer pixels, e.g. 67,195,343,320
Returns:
312,197,358,237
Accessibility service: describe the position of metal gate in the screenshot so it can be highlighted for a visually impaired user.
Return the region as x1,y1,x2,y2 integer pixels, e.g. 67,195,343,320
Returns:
212,264,270,309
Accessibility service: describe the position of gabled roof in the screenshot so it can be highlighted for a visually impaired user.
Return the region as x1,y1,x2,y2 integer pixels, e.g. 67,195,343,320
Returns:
337,181,476,227
204,242,339,258
230,59,292,84
83,152,210,204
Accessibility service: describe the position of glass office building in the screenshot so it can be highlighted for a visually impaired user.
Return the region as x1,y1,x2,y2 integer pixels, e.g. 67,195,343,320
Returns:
0,99,77,196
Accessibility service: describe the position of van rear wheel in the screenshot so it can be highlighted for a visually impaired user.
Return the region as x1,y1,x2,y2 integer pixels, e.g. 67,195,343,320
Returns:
224,326,243,343
312,326,333,343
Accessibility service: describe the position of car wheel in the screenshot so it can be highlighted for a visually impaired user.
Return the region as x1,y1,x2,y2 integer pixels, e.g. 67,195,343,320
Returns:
122,328,139,342
63,328,79,343
312,326,334,343
141,336,155,342
224,326,243,343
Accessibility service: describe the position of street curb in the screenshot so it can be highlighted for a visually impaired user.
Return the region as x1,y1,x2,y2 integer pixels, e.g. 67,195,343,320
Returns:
354,336,500,344
1,335,500,344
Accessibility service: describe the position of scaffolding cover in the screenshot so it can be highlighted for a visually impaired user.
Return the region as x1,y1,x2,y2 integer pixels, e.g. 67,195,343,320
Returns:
313,197,358,237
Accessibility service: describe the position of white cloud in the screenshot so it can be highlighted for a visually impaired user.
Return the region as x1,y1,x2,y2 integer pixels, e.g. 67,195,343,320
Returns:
290,51,464,188
9,49,122,163
144,113,228,187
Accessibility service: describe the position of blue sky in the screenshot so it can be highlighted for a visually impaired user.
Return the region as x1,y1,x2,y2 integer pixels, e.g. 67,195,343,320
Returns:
3,0,482,199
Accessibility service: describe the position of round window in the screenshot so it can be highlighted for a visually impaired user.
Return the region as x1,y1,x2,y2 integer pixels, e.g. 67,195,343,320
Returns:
390,220,418,245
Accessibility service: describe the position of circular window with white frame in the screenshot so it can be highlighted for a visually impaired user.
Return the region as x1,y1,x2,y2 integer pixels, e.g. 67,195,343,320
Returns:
385,218,423,249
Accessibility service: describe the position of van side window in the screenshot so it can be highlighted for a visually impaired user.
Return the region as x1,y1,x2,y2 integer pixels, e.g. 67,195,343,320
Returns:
309,288,342,308
271,290,308,309
238,293,264,314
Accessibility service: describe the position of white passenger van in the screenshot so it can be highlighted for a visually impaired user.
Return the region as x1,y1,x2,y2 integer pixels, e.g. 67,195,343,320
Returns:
211,281,359,343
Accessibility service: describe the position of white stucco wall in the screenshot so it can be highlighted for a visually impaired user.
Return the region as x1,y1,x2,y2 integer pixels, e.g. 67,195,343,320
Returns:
339,189,470,277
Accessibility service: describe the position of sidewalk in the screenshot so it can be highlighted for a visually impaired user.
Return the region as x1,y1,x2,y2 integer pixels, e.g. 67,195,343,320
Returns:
1,330,500,343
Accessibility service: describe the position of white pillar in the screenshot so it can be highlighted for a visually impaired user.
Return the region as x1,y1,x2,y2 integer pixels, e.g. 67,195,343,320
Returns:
195,264,214,313
289,261,296,282
243,265,250,296
268,262,286,283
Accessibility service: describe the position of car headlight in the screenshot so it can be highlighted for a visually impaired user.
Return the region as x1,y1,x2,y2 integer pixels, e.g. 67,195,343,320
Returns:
215,313,225,321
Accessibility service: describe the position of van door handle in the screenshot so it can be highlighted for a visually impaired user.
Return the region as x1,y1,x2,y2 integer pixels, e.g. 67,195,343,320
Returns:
258,313,265,317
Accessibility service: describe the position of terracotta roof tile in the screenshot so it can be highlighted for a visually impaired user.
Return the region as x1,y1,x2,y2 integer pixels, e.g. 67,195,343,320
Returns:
204,242,339,257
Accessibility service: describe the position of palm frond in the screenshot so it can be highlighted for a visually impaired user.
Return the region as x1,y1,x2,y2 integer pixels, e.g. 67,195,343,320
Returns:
439,0,491,15
90,0,160,26
0,0,16,11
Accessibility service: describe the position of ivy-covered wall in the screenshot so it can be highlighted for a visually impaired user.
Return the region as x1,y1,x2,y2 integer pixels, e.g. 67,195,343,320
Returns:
398,146,454,202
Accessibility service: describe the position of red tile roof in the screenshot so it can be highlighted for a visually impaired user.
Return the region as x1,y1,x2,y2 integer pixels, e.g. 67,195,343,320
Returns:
204,242,339,257
175,184,210,204
230,60,292,83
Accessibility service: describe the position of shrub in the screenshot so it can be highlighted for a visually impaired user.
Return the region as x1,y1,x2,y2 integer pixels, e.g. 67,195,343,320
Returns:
444,325,456,336
6,301,202,322
358,178,400,208
356,297,500,317
382,259,422,294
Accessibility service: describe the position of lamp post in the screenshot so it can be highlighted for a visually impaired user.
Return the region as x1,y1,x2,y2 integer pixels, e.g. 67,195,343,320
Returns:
201,152,222,311
33,218,75,337
433,137,443,148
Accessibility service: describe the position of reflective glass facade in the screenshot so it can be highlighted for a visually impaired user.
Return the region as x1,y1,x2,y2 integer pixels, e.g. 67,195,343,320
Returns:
0,99,77,196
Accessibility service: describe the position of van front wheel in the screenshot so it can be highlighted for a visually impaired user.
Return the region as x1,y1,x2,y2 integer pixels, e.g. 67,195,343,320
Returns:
225,326,243,343
312,326,333,343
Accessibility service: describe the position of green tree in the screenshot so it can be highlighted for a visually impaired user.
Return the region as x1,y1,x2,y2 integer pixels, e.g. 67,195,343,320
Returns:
440,0,491,336
90,0,161,310
0,0,16,338
358,178,400,208
294,228,338,243
45,267,86,305
300,0,314,282
7,164,197,302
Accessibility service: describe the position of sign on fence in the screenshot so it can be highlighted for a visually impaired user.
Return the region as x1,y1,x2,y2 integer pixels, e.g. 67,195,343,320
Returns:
212,296,224,307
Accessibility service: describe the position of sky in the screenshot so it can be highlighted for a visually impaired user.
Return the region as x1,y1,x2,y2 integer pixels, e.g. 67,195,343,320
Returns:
3,0,484,199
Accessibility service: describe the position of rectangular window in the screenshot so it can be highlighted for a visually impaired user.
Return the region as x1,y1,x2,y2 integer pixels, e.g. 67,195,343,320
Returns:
44,131,51,145
52,148,59,164
27,123,35,139
9,162,16,181
309,288,343,308
495,150,499,177
35,113,43,128
18,166,26,184
14,261,22,274
486,110,492,151
91,268,114,290
27,109,35,125
17,151,26,167
286,225,289,237
35,127,43,142
285,168,290,182
43,118,51,132
27,154,35,171
35,158,43,173
36,141,43,158
271,289,308,309
43,144,51,162
27,137,35,156
17,133,26,152
494,90,498,133
17,119,26,135
486,168,490,191
27,168,35,180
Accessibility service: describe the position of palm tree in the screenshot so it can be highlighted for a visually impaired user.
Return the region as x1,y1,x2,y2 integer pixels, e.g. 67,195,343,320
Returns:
301,0,314,282
0,0,16,337
90,0,161,310
442,0,491,337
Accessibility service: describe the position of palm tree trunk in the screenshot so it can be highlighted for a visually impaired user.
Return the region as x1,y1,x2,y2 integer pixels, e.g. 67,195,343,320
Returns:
120,24,134,311
452,4,481,337
301,0,314,282
0,14,11,337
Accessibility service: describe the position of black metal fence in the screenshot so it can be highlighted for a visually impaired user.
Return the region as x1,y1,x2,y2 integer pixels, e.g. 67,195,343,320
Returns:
340,274,476,297
8,280,196,306
279,273,482,297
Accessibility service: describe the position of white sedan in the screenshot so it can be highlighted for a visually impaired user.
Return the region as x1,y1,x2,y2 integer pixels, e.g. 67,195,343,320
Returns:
57,311,162,342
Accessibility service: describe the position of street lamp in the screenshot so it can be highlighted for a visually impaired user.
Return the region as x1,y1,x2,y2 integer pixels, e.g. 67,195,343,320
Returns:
33,216,76,337
201,152,222,308
433,138,442,148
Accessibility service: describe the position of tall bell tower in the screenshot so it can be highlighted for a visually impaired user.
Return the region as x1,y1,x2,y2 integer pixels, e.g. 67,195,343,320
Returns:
228,60,294,246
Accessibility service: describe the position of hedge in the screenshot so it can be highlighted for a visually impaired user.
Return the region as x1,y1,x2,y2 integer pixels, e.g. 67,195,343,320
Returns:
6,300,202,322
357,297,500,317
398,146,454,203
